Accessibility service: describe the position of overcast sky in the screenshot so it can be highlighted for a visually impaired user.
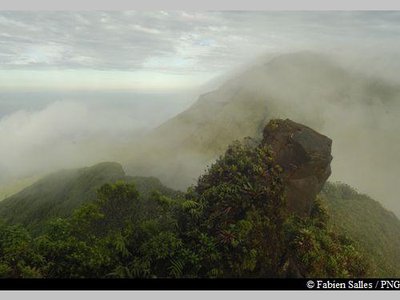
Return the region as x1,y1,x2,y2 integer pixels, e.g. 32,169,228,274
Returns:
1,11,400,91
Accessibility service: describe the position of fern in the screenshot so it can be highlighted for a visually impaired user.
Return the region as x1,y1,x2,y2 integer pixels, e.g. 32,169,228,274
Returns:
113,233,130,257
168,258,184,278
107,266,132,278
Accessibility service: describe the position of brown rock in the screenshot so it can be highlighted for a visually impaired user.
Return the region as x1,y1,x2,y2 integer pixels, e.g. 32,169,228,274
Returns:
262,119,332,217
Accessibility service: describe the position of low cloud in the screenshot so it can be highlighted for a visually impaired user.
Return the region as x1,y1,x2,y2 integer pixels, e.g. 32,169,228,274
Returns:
0,95,193,182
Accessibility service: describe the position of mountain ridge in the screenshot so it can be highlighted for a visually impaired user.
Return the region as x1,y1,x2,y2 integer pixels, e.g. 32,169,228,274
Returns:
124,51,400,216
0,161,179,231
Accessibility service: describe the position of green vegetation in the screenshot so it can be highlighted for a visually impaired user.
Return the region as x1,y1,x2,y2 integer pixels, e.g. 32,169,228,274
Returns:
0,162,126,230
0,162,180,234
321,182,400,277
0,139,370,278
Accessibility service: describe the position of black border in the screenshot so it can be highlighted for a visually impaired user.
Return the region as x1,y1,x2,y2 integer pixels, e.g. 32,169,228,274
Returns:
0,278,399,290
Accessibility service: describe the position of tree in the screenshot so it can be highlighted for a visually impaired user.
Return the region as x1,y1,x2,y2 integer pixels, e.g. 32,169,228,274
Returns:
192,140,287,277
0,220,43,278
283,197,369,277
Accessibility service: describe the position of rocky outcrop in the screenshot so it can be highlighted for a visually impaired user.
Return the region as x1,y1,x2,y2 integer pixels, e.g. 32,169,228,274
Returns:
262,119,332,217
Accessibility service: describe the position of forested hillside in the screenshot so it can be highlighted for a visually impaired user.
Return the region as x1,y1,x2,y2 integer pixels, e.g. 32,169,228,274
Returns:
0,126,368,278
0,162,180,233
1,120,399,278
322,182,400,277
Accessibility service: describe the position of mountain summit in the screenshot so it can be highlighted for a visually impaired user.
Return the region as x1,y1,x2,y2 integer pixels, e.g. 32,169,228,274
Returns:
125,52,400,216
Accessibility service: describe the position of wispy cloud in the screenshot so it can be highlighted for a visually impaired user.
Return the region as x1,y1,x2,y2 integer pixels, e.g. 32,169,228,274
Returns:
1,11,400,73
1,11,400,90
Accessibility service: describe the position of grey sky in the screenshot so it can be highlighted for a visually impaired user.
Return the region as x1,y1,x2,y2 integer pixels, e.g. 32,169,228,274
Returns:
1,11,400,90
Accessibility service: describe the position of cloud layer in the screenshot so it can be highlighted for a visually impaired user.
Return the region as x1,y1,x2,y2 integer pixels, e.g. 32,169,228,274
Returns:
1,11,400,74
0,92,194,182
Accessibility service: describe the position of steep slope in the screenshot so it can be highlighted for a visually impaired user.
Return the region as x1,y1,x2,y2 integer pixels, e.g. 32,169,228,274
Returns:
0,121,369,278
0,162,126,228
321,182,400,277
125,51,400,216
0,162,179,231
0,175,41,201
0,126,399,276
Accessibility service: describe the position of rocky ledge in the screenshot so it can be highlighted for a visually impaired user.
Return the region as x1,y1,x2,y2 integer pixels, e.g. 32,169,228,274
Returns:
263,119,333,217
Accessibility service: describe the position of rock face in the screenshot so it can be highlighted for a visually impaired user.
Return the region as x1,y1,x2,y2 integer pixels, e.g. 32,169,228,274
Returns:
262,119,333,217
